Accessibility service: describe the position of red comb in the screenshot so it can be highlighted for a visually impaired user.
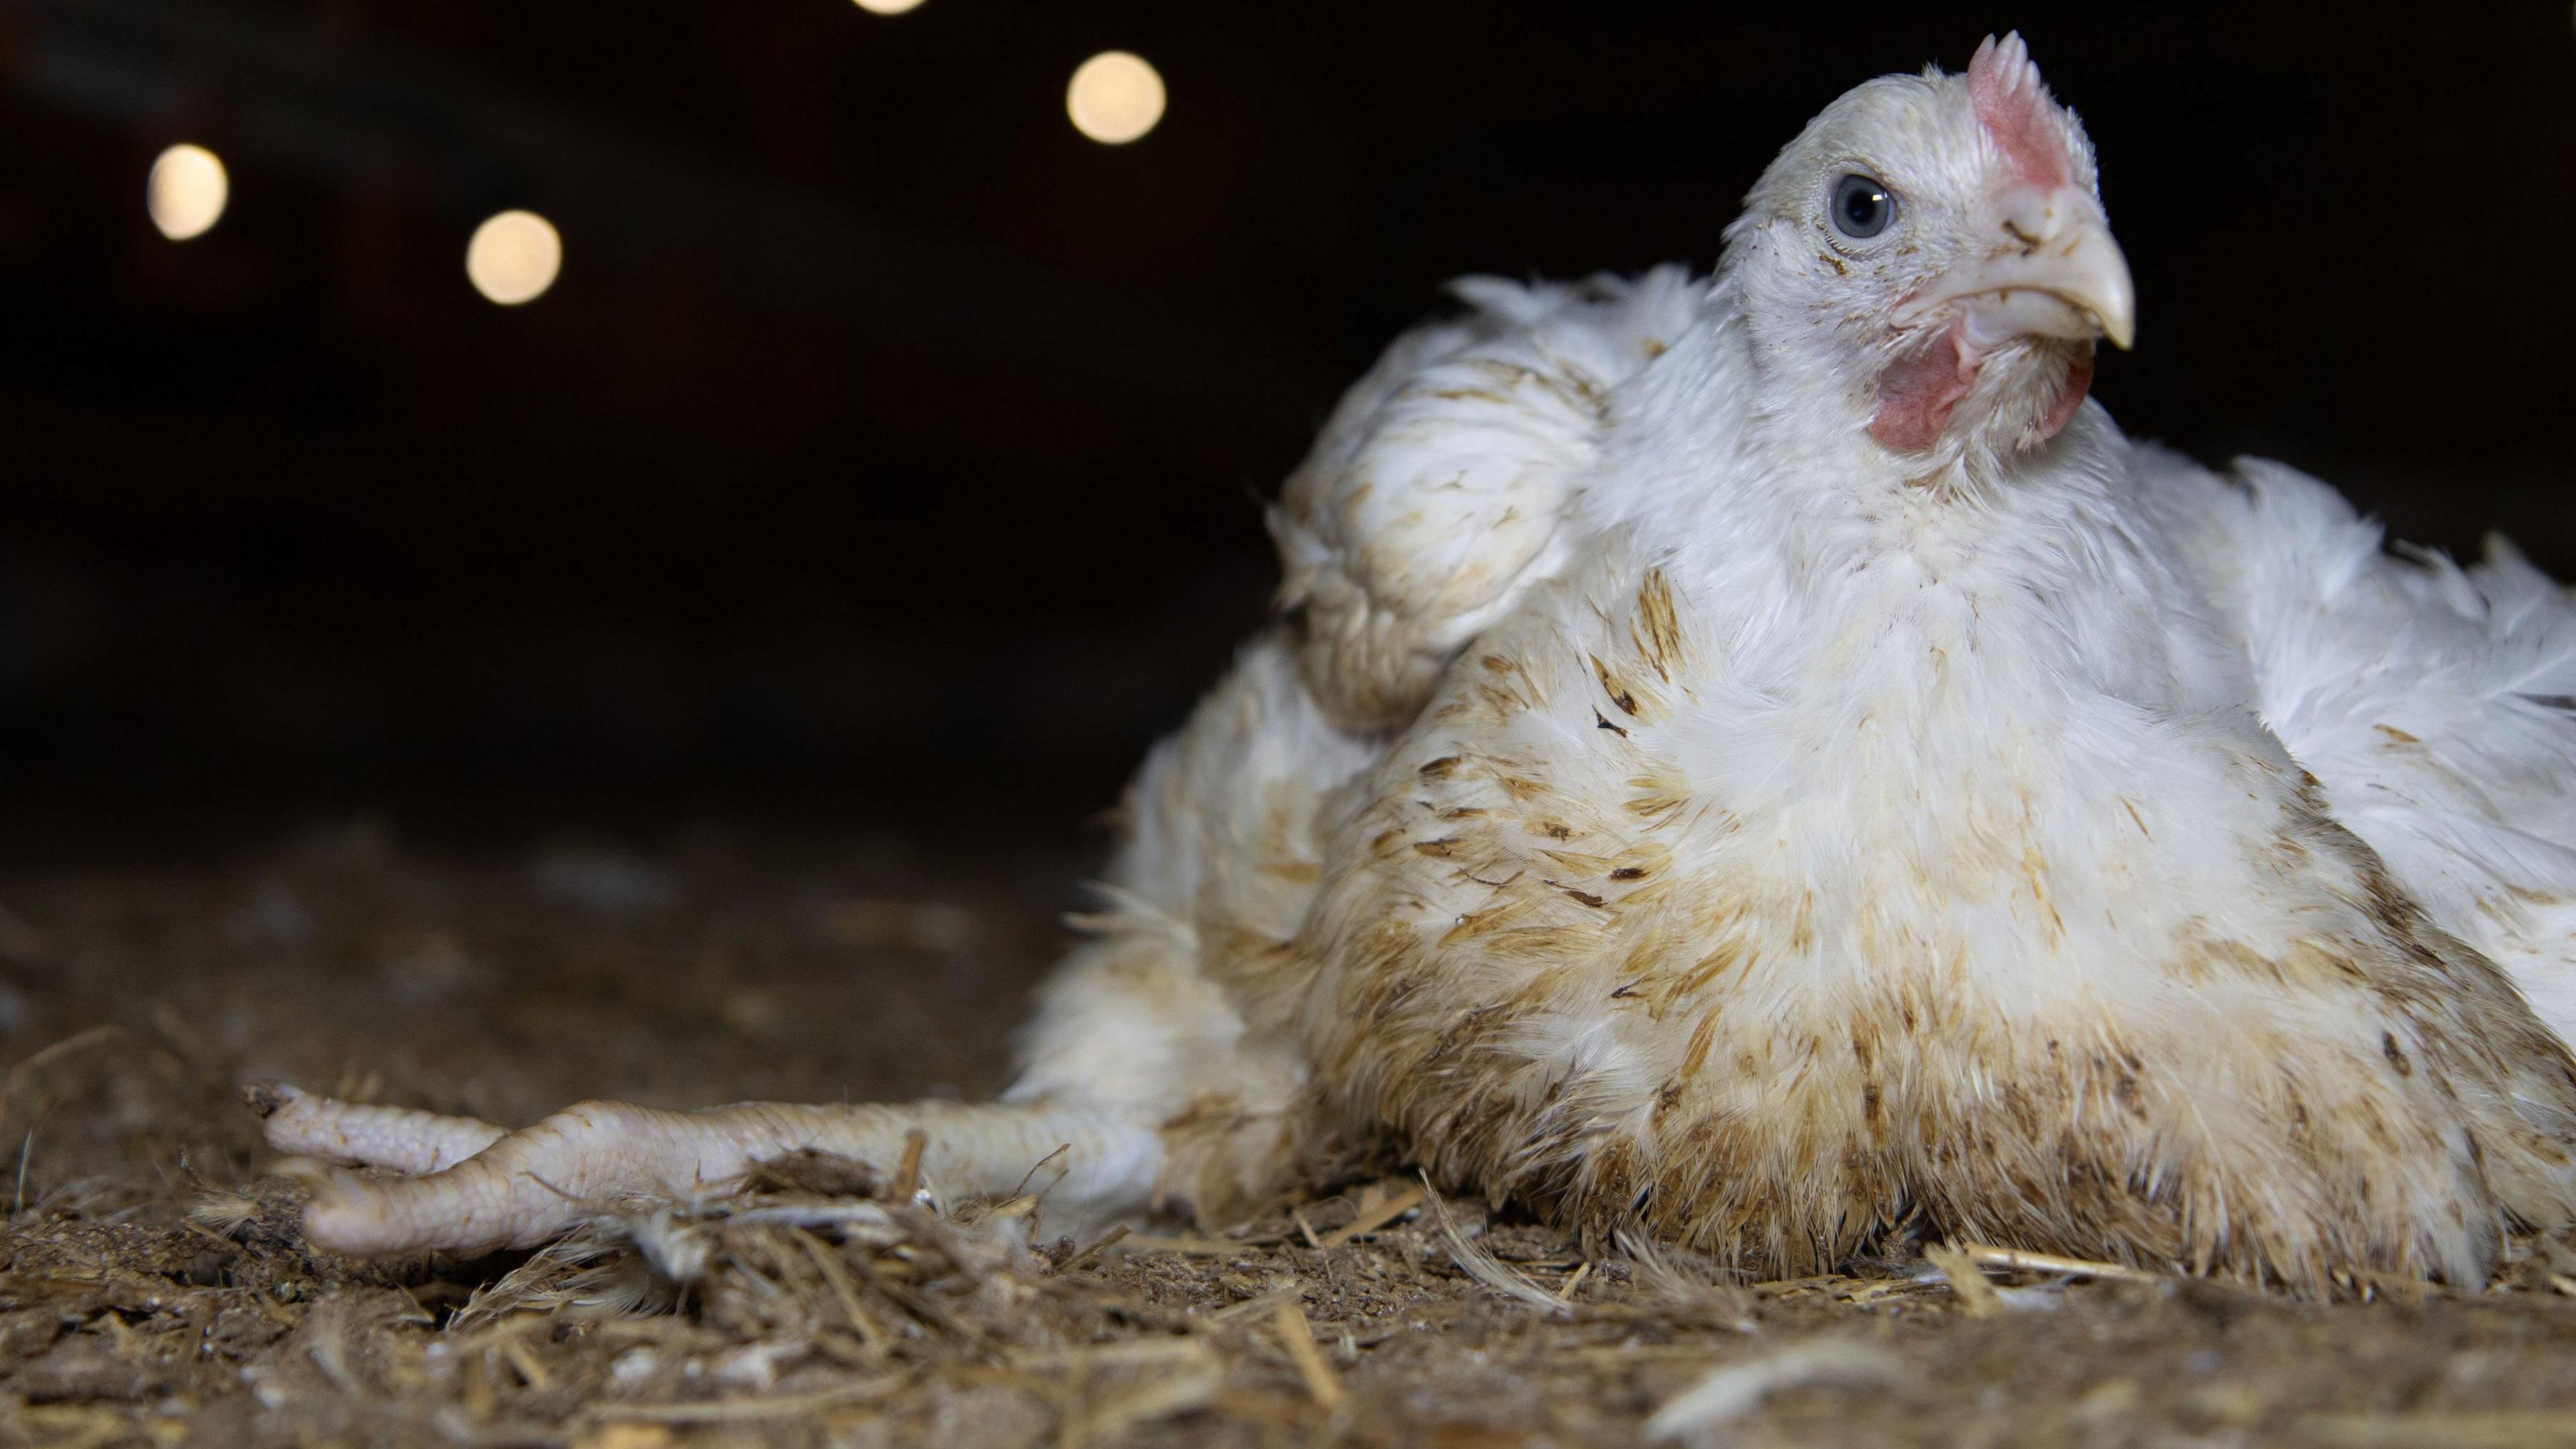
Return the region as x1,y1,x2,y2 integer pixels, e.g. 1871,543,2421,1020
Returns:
1968,32,2067,189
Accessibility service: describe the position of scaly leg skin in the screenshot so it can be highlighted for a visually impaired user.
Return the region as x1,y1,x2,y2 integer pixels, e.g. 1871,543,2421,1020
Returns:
248,1084,1163,1258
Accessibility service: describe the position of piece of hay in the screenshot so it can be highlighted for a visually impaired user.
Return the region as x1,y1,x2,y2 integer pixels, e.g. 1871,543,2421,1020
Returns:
1121,1233,1240,1255
887,1128,928,1205
1645,1338,1909,1444
189,1191,260,1238
1010,1339,1209,1370
1292,1208,1322,1248
1424,1181,1568,1317
1204,1284,1303,1324
1617,1229,1756,1327
1951,1241,2166,1285
584,1373,910,1424
1075,1345,1223,1440
1058,1223,1129,1272
1271,1299,1347,1413
1316,1183,1426,1248
790,1226,890,1350
1924,1242,2003,1318
2292,1411,2576,1448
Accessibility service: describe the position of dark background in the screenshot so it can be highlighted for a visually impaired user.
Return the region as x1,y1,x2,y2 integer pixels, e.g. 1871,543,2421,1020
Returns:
3,0,2572,863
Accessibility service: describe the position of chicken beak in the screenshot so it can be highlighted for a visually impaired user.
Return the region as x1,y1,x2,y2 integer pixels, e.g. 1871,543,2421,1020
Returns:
1894,185,2137,352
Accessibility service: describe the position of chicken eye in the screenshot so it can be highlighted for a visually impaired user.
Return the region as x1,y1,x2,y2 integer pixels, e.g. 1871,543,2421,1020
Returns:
1831,173,1895,240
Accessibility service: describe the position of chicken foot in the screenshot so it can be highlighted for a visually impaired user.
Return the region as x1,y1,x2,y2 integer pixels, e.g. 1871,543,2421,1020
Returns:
247,1082,1163,1257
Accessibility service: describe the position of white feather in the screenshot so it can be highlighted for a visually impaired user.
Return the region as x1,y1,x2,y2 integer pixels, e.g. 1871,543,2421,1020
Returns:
2149,451,2576,1038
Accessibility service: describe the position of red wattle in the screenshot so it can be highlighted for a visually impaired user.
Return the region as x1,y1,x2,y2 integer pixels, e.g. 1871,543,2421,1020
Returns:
2038,353,2093,441
1868,323,1979,452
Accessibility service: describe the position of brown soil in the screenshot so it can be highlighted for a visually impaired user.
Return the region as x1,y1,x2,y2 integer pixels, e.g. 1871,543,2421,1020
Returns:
4,823,2575,1448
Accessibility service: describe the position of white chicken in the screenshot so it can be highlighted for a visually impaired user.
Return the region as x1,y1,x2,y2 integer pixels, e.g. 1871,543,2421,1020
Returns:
254,34,2576,1291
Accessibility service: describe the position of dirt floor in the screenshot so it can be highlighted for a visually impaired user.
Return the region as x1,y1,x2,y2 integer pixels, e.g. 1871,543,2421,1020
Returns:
4,822,2576,1448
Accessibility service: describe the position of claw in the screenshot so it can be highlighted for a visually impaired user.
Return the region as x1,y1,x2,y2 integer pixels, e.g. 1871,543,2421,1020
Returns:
241,1079,292,1118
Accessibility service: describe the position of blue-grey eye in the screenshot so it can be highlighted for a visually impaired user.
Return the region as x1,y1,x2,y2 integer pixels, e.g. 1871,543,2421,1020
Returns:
1831,173,1895,239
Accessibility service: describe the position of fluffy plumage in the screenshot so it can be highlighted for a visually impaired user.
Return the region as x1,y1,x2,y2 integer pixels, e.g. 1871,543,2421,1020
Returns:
258,36,2576,1292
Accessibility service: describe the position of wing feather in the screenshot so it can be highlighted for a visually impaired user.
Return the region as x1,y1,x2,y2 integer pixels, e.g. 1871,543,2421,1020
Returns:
1269,266,1702,729
2154,451,2576,1038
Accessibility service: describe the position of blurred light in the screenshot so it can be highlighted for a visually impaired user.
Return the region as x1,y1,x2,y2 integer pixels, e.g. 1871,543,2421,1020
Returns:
853,0,926,11
146,144,229,241
466,210,563,306
1067,52,1165,145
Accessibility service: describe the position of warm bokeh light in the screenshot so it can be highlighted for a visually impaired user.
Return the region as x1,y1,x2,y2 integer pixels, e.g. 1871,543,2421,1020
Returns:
1066,52,1165,145
465,210,564,305
852,0,926,12
146,144,229,241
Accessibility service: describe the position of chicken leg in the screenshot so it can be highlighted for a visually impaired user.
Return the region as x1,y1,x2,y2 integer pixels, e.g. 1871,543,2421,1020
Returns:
251,1081,1162,1256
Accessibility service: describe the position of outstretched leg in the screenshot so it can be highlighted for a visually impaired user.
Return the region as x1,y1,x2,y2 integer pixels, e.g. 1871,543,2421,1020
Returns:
252,1087,1160,1257
245,635,1381,1260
